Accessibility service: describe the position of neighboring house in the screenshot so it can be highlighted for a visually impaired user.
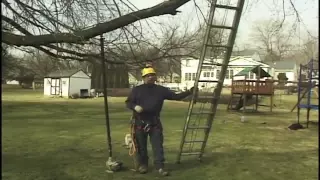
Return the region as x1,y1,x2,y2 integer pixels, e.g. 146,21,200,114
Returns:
43,69,91,98
266,60,298,83
157,73,180,83
231,49,263,62
6,80,19,85
180,56,271,89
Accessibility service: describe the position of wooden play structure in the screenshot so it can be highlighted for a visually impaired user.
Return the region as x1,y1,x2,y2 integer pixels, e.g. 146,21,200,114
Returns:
227,65,274,113
291,59,319,128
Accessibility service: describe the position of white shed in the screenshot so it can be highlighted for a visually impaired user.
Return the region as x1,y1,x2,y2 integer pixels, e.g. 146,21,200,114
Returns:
43,69,91,98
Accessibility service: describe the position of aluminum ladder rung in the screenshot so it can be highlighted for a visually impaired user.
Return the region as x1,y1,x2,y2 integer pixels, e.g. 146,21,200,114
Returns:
210,24,233,30
198,80,219,83
184,140,206,143
257,104,270,107
187,125,210,129
181,152,202,156
215,4,239,10
191,111,215,115
206,44,231,48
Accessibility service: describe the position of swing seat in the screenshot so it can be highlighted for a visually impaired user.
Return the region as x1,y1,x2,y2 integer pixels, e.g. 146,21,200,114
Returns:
298,104,319,110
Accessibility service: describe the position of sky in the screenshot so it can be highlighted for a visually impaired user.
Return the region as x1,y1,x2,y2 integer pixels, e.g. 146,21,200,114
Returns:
130,0,319,49
8,0,318,56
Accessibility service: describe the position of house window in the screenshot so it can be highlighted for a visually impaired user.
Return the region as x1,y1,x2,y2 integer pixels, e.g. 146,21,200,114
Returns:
185,73,196,81
203,72,210,77
185,73,190,81
226,70,230,79
192,73,196,80
216,70,221,79
211,72,214,77
226,70,234,79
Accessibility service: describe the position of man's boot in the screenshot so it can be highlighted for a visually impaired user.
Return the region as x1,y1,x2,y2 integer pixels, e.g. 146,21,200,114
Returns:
138,165,148,174
158,168,169,176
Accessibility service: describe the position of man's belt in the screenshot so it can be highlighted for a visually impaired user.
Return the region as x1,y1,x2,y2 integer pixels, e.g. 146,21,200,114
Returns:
131,116,160,132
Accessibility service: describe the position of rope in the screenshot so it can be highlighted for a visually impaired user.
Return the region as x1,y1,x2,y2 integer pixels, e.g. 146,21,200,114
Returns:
128,116,138,170
128,123,137,156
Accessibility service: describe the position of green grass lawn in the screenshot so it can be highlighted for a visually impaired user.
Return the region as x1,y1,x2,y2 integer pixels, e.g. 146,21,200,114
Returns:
2,85,319,180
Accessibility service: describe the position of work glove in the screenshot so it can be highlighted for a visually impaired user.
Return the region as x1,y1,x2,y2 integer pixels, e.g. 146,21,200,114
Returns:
134,105,143,113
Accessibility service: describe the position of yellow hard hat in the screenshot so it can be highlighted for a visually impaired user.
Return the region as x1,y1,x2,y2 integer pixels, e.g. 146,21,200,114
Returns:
141,67,156,77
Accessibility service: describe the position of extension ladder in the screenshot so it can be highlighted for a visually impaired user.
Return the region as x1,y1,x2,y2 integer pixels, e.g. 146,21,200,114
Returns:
176,0,245,163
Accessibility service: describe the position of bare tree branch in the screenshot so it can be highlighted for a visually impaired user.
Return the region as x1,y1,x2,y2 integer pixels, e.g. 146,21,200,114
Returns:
2,0,190,46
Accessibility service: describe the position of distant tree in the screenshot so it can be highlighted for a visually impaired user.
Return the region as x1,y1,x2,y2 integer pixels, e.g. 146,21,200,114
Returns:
277,73,288,86
251,19,294,62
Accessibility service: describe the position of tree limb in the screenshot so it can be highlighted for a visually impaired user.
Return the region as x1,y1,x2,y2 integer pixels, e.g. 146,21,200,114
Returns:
2,0,189,46
2,14,125,64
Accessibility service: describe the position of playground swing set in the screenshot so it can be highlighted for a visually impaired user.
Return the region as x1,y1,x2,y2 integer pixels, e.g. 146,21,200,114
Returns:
225,59,319,130
227,65,274,115
289,59,319,129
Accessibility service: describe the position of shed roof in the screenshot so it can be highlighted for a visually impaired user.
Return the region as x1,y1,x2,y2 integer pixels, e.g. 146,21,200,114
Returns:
45,69,82,78
234,66,272,78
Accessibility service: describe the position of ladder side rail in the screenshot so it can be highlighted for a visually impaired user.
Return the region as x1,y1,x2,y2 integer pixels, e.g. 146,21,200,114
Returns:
306,59,314,127
198,0,246,159
176,0,219,163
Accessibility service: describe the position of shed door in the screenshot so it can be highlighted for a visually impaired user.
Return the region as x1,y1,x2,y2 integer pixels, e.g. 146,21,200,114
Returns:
50,78,61,95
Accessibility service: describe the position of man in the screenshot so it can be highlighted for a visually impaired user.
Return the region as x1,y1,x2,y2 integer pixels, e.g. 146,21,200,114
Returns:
125,66,194,176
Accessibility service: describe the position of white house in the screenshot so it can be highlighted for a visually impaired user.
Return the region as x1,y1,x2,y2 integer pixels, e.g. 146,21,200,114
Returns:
266,60,298,83
44,69,91,98
6,80,19,85
180,56,271,89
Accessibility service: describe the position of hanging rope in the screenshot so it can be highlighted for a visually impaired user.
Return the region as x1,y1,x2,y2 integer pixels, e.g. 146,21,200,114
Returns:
128,116,138,171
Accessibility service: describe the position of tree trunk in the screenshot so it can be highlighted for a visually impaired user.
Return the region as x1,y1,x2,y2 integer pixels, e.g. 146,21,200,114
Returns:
90,61,102,89
91,61,129,89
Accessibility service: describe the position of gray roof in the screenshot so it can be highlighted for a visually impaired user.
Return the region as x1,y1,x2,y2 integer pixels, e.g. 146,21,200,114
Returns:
232,49,258,56
45,69,83,78
265,60,296,70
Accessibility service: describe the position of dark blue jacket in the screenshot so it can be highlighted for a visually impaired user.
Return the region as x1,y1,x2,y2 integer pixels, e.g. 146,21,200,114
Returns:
125,84,191,123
